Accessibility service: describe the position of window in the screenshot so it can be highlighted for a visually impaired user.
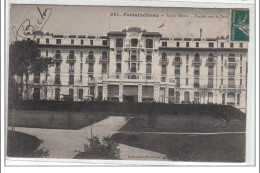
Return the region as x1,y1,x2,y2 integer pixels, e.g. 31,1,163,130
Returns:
194,78,200,88
55,50,61,59
240,66,242,74
116,63,121,73
239,43,243,48
116,38,123,47
186,54,189,61
102,51,108,60
80,75,82,82
176,42,180,47
162,52,167,61
56,39,61,44
228,53,235,62
221,66,224,73
208,92,213,103
101,63,107,73
175,65,180,75
221,78,223,85
208,66,214,75
90,40,93,45
175,77,180,87
34,73,40,83
131,39,138,47
33,88,40,100
131,63,137,72
69,75,74,85
221,42,224,48
228,66,235,75
175,53,181,62
186,42,189,47
69,50,75,59
46,38,49,44
103,40,107,45
230,43,234,48
176,91,180,103
237,94,240,105
80,51,83,58
88,51,94,60
186,78,188,85
46,50,48,57
55,62,61,72
116,51,122,61
195,53,200,62
240,54,243,61
186,65,189,73
55,88,60,101
55,74,60,84
146,55,152,62
78,89,83,100
209,42,214,47
71,39,74,45
196,42,199,48
81,40,84,45
146,39,153,48
162,42,167,47
36,38,40,44
228,78,235,88
221,54,224,61
240,79,242,85
69,89,74,101
80,63,83,71
194,92,200,104
146,64,152,73
208,78,213,88
208,53,214,62
69,63,74,72
194,66,200,76
161,65,167,75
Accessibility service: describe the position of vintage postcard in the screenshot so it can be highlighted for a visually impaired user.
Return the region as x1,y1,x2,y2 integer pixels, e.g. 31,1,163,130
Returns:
6,3,254,165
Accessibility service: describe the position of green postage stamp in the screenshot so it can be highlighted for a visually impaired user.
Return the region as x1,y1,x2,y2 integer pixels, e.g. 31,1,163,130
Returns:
231,9,249,41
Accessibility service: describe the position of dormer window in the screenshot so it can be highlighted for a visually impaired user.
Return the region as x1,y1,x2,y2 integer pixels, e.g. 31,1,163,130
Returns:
131,39,138,47
116,38,123,47
146,39,153,48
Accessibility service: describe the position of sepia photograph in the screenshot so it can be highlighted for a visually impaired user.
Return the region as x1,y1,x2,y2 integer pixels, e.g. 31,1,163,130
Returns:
6,4,251,164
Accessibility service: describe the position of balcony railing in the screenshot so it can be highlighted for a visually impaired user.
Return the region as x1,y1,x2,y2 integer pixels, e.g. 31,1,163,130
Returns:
225,60,239,68
85,56,95,63
55,68,61,72
125,58,141,62
219,85,243,92
206,58,216,66
172,58,182,66
192,59,202,66
99,56,109,63
53,55,62,62
66,55,76,63
159,58,169,65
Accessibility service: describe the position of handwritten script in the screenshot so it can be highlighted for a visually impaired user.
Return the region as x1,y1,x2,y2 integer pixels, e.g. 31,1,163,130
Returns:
12,7,52,42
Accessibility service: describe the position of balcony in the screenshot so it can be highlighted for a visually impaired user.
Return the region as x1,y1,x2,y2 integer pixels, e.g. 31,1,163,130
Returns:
192,59,202,66
85,56,95,63
125,57,141,63
159,58,169,65
172,58,182,66
68,69,74,73
225,60,239,68
53,55,62,62
206,58,216,66
219,85,243,93
66,55,76,63
99,56,109,63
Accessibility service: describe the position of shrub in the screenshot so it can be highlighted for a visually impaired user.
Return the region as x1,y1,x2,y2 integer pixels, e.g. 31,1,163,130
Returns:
82,135,120,159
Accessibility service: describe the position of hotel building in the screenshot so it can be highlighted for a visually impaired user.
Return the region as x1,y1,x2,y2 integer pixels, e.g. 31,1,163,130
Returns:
25,27,248,112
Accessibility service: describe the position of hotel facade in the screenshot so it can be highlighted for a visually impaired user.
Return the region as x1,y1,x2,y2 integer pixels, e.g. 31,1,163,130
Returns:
24,27,248,112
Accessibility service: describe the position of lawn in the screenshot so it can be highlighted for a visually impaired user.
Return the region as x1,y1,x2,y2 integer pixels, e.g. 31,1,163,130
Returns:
8,110,108,130
111,133,245,162
120,114,246,133
7,130,49,158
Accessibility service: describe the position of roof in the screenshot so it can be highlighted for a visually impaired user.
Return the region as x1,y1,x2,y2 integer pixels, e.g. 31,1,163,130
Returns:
142,32,162,37
107,31,127,36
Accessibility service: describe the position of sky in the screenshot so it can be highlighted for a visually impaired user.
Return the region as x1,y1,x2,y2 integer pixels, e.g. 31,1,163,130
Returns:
9,4,231,42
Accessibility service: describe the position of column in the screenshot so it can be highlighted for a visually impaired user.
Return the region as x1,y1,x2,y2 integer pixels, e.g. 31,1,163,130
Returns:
234,93,237,106
138,84,142,102
153,83,159,102
165,85,169,103
102,82,108,101
94,84,98,100
225,92,227,105
119,82,123,102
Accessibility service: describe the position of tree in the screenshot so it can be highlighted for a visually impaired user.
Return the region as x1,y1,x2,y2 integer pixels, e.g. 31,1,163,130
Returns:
9,39,53,100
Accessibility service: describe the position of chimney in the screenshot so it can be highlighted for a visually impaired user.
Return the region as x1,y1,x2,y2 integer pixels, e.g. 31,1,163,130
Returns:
200,28,203,38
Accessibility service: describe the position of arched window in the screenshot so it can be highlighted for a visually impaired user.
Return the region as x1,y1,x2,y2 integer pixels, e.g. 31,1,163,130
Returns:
89,51,94,60
162,52,167,61
176,91,180,103
55,50,61,59
227,92,235,103
195,53,200,62
69,50,74,59
208,53,214,62
102,51,107,60
146,39,153,48
184,91,190,102
228,53,235,62
131,39,138,47
175,53,181,62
